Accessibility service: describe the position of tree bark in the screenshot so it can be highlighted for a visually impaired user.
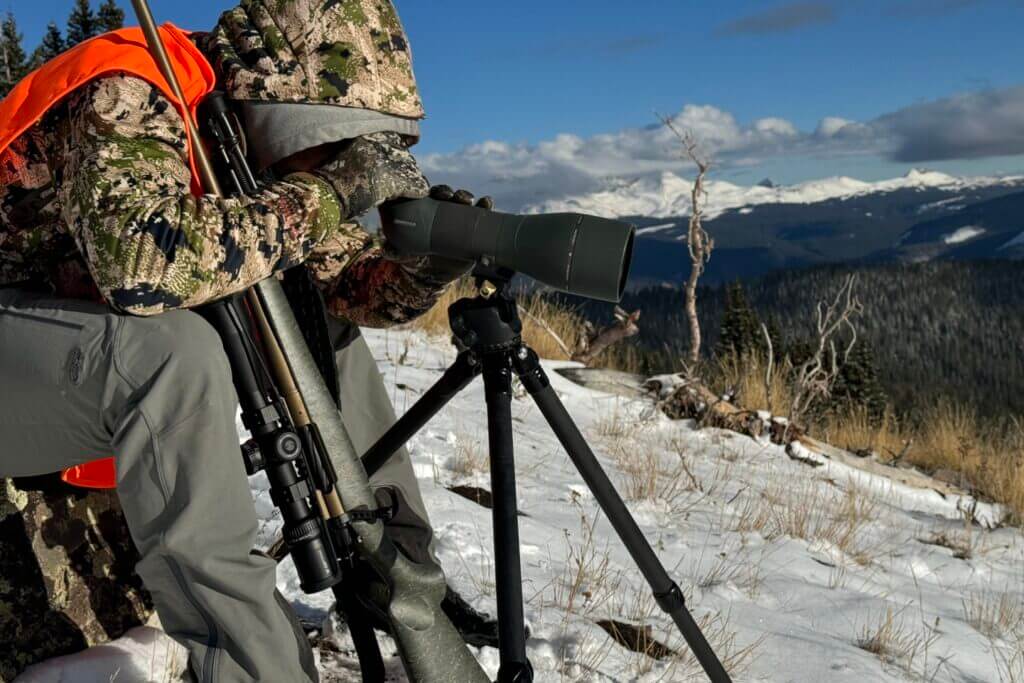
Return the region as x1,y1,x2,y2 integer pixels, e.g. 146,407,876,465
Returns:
0,476,152,681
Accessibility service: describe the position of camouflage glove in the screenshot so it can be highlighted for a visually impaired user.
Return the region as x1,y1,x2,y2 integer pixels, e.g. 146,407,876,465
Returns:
313,133,429,221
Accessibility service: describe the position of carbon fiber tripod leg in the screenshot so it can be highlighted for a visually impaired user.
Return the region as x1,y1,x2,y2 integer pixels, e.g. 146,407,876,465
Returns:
512,347,733,683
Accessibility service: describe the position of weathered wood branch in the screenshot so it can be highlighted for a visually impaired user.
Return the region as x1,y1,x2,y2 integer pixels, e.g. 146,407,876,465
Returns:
573,307,641,366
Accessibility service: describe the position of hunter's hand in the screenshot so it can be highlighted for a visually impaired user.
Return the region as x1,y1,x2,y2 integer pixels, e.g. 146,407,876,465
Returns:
428,184,495,210
312,133,430,221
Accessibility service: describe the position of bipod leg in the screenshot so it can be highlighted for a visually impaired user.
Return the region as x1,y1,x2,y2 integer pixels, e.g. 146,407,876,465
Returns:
362,352,480,478
483,353,534,683
512,347,732,683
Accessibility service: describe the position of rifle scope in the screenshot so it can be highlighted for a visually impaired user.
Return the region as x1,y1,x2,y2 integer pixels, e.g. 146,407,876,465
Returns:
380,199,636,303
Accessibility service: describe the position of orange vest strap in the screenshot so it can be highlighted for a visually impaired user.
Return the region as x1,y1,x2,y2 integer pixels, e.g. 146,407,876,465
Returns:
0,23,215,196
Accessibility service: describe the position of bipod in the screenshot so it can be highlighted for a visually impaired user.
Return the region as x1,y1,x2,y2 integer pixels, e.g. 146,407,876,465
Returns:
361,273,733,683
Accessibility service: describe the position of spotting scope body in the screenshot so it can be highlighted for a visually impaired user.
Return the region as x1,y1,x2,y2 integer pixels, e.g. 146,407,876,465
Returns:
380,198,636,303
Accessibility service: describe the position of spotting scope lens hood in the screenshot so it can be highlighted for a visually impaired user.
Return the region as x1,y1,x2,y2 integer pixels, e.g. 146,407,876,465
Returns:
380,198,636,303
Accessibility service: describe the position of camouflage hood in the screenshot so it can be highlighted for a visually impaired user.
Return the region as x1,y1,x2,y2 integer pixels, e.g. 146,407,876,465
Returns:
203,0,424,118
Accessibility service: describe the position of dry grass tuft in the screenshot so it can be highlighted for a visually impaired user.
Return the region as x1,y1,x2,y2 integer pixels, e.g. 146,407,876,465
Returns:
591,407,641,443
544,505,622,620
855,607,941,677
962,589,1024,640
711,351,794,417
729,475,879,565
447,430,489,477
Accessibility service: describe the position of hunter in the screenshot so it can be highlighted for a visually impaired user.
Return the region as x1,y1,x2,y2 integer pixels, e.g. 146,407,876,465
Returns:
0,1,493,681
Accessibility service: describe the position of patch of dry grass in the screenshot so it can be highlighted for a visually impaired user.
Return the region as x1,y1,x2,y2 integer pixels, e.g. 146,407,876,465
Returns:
962,589,1024,640
627,603,762,681
855,607,941,678
447,430,489,477
823,402,1024,521
710,351,794,417
728,475,880,565
408,278,587,361
712,352,1024,521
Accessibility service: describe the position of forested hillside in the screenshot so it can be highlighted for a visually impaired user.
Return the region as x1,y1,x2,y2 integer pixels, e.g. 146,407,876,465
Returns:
576,260,1024,418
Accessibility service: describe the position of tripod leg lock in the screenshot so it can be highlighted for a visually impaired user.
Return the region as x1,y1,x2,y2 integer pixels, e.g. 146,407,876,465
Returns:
511,346,549,393
653,581,687,614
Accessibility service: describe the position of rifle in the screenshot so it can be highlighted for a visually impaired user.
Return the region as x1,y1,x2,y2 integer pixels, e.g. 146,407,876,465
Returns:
128,2,491,682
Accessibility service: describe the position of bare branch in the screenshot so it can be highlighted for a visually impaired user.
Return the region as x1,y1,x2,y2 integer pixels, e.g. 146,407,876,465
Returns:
788,274,863,432
519,306,574,359
657,112,715,374
761,322,774,406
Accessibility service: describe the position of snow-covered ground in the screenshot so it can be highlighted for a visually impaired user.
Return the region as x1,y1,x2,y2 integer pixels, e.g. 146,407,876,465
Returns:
525,169,1024,223
16,328,1024,682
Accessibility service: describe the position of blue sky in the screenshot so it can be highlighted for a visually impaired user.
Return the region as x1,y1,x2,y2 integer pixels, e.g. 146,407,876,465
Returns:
12,0,1024,197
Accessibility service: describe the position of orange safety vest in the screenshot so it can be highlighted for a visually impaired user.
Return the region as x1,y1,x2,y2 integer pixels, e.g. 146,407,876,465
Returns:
0,24,216,490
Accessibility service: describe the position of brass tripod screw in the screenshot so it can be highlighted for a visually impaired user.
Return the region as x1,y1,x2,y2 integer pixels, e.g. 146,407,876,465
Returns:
479,281,498,299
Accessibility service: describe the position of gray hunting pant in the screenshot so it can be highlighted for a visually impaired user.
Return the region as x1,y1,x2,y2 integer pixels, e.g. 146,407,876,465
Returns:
0,287,434,682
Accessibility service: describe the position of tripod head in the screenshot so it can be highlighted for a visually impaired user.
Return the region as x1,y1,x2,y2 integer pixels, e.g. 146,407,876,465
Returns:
446,268,526,357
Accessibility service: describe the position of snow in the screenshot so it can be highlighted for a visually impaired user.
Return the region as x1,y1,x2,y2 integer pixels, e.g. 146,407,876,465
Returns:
943,226,987,245
524,169,1024,222
16,328,1024,682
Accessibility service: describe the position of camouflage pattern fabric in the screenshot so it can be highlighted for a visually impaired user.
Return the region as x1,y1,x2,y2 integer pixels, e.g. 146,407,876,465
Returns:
1,74,341,316
202,0,424,118
0,76,443,324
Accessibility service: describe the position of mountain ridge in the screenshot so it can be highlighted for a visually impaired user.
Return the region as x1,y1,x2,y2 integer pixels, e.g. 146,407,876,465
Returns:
528,169,1024,287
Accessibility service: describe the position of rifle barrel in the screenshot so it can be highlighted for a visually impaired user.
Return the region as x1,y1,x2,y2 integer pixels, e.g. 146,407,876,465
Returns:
130,0,223,197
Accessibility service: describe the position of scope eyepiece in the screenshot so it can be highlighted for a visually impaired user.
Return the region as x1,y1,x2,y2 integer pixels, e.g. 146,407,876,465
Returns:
380,199,635,303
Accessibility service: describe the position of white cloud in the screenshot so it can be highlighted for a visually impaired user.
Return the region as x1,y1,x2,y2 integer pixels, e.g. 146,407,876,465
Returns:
815,116,856,137
419,104,873,209
419,85,1024,211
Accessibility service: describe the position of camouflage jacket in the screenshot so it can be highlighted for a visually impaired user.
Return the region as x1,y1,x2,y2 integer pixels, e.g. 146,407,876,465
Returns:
0,0,447,325
0,82,445,327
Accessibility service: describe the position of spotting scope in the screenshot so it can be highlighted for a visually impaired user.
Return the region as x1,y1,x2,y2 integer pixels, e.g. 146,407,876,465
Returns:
380,199,636,303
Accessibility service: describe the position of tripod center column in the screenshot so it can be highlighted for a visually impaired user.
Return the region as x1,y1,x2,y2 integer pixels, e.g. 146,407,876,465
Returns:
482,354,533,682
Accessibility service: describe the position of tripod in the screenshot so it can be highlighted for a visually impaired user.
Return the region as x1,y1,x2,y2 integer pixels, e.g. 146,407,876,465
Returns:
361,273,732,683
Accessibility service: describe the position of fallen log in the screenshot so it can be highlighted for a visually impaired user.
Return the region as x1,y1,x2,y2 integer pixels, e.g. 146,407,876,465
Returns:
0,476,152,681
648,378,797,445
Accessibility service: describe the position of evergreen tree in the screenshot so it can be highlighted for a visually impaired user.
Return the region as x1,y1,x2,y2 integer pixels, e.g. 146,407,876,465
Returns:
30,22,67,68
716,281,763,358
66,0,99,47
0,13,28,99
833,339,888,419
97,0,125,32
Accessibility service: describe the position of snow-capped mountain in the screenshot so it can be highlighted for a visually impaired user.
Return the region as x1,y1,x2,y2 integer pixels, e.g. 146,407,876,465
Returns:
525,168,1023,223
524,169,1024,288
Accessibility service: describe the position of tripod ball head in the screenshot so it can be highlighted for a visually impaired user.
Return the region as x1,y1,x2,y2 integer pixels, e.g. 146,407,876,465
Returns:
380,198,636,303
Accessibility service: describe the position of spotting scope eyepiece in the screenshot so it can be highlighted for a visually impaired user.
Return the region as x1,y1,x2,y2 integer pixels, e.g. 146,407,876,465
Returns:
380,198,636,303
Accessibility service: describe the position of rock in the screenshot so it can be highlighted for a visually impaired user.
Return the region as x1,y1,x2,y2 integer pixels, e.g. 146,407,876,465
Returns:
0,476,152,681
